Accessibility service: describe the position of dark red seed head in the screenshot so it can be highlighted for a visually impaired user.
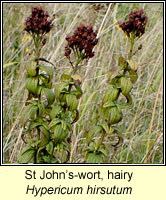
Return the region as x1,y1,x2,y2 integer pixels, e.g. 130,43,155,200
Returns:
24,6,53,35
65,24,98,60
119,8,147,38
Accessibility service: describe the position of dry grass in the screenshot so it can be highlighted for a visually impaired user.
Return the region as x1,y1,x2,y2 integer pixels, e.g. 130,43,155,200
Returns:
3,2,163,164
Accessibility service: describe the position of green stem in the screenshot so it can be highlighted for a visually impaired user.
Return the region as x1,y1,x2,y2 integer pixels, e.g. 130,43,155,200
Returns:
128,34,135,59
34,35,42,163
72,58,82,74
97,131,105,150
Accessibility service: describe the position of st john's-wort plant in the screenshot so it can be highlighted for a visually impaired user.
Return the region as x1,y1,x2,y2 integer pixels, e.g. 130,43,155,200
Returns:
84,8,148,163
52,24,98,162
18,6,57,163
18,6,147,164
18,6,98,163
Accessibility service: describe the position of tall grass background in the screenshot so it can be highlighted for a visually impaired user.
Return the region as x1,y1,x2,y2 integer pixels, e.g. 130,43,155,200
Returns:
3,2,163,164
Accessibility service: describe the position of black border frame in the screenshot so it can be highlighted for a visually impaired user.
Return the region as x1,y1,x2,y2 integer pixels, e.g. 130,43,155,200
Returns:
1,0,165,166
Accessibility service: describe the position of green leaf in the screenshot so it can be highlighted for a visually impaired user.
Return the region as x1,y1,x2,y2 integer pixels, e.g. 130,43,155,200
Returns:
54,144,68,163
98,146,107,157
54,82,69,99
110,77,122,88
45,80,52,89
56,143,64,152
118,56,128,68
49,118,61,128
86,153,104,163
108,126,115,135
127,59,138,71
37,86,43,95
101,107,111,120
86,153,96,163
100,121,109,133
39,126,50,148
42,88,55,106
53,124,68,143
59,93,67,103
66,94,78,110
109,106,122,125
120,77,132,95
85,145,95,153
38,74,49,84
29,121,42,131
103,87,119,103
92,154,104,163
73,83,83,98
50,157,58,163
103,101,115,108
38,102,45,116
50,104,63,119
46,141,54,155
39,65,53,79
19,145,34,155
116,101,131,109
61,120,67,130
61,73,71,81
128,69,138,84
26,77,39,94
26,61,37,76
53,125,63,140
110,77,119,85
29,100,38,105
42,122,49,130
18,146,35,163
42,155,51,163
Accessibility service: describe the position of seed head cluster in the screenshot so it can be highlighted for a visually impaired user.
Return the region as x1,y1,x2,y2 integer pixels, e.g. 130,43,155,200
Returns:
119,8,148,38
65,24,98,59
25,6,53,35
